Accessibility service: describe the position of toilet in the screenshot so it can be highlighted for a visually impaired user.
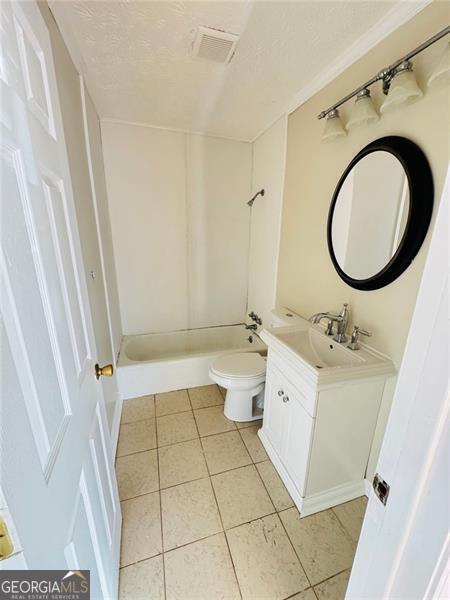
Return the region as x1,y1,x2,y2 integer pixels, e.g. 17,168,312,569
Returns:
209,307,306,422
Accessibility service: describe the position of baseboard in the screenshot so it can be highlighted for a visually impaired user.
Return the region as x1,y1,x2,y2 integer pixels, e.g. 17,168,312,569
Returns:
301,479,367,517
259,428,368,517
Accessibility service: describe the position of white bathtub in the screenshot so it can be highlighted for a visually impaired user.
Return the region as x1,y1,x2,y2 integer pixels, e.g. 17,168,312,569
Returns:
117,324,267,398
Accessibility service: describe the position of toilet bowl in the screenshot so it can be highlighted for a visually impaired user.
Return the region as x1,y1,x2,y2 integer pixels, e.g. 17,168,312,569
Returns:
210,308,306,422
209,352,266,422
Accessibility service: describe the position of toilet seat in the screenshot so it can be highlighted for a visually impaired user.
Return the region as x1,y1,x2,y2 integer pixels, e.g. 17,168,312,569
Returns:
210,352,266,379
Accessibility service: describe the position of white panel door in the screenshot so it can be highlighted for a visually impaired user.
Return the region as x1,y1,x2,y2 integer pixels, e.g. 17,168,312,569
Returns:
0,2,120,597
262,364,287,456
283,392,313,497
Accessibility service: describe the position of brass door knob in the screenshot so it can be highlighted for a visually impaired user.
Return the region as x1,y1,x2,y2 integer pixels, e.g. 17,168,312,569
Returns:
95,363,114,380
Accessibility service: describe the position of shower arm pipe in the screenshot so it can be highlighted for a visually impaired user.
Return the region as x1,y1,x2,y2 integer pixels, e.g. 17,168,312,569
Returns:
247,188,265,207
318,25,450,120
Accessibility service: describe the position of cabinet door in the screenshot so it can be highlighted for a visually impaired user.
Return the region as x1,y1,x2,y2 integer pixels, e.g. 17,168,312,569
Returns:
263,365,288,457
284,393,314,496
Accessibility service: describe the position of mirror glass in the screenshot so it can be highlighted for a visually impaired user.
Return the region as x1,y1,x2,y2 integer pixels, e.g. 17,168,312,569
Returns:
331,151,409,280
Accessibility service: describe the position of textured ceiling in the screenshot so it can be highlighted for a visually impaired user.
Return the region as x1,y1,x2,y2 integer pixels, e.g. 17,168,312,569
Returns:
51,1,403,141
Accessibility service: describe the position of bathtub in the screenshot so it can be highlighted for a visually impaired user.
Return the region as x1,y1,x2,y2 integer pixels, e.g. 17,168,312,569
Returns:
117,324,267,398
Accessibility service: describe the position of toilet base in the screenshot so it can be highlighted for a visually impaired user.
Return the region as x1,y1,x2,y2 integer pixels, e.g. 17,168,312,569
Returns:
223,383,264,422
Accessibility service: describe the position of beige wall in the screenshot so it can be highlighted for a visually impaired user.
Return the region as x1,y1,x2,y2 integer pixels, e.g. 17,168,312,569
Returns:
277,3,449,476
102,121,252,335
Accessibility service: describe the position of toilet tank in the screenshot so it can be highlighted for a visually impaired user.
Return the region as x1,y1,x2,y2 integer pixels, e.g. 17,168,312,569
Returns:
271,307,307,328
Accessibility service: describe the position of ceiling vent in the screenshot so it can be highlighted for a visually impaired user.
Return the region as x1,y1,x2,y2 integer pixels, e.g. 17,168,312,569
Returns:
192,26,239,64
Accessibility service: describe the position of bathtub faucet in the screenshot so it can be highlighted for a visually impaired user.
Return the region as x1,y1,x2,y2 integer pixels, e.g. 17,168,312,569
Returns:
245,324,258,331
248,311,262,325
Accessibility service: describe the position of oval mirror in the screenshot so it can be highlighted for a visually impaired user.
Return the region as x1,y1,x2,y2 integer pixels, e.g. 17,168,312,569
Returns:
327,136,433,290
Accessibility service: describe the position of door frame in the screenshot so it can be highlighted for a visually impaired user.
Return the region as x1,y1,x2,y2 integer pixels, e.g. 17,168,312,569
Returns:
347,165,449,597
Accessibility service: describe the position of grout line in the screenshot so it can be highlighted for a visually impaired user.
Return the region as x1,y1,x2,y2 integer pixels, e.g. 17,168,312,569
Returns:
116,446,158,460
119,509,282,570
154,413,167,600
156,407,193,418
283,589,315,600
193,401,243,600
245,461,314,599
311,568,352,592
330,498,367,545
276,511,314,591
119,552,163,571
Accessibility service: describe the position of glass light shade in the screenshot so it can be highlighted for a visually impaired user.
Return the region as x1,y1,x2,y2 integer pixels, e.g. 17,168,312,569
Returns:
321,110,347,142
345,92,379,130
380,64,423,114
427,41,450,88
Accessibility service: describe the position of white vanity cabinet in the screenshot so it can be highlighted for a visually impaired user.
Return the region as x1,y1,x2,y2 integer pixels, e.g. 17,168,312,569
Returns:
258,327,394,517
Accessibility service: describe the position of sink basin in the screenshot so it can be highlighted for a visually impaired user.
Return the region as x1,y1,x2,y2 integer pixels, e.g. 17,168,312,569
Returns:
276,328,364,369
260,323,395,383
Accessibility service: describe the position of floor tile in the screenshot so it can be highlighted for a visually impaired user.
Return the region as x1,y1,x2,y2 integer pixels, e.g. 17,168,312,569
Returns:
188,385,224,409
194,405,236,437
201,430,251,475
211,464,274,530
279,507,356,585
314,570,351,600
120,492,162,567
155,389,191,416
119,555,164,599
117,419,157,457
121,395,155,424
290,588,317,600
165,533,240,600
226,513,309,600
159,438,208,489
332,497,367,542
161,477,222,550
256,460,294,511
116,449,159,500
239,425,268,462
236,418,262,429
156,411,198,447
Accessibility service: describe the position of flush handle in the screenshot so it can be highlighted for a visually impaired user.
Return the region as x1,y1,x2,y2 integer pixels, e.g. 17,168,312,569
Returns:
95,363,114,380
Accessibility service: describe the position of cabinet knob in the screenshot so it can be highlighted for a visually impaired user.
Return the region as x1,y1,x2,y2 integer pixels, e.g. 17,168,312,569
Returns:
282,396,289,403
278,390,284,397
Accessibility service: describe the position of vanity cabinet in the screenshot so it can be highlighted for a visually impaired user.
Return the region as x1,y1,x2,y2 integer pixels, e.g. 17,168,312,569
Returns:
259,345,391,517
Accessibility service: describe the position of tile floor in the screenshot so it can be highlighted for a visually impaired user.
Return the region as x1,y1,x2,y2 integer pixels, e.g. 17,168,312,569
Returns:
116,384,367,600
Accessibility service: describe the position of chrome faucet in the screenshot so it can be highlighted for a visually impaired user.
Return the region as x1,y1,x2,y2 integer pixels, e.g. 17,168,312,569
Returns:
333,303,349,343
347,325,371,350
309,311,342,336
309,303,350,342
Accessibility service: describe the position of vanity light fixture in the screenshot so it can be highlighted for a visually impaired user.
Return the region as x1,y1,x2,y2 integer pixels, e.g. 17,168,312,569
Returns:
318,26,449,139
321,109,346,142
345,88,379,130
427,40,450,88
380,61,423,113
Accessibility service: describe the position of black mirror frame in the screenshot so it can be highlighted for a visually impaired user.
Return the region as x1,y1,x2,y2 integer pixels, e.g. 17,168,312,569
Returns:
327,136,434,291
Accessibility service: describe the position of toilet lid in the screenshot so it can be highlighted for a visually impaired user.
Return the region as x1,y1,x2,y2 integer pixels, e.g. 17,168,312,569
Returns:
211,352,266,378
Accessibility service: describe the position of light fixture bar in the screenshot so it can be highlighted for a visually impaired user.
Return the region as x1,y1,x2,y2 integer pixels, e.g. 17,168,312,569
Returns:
318,26,450,120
